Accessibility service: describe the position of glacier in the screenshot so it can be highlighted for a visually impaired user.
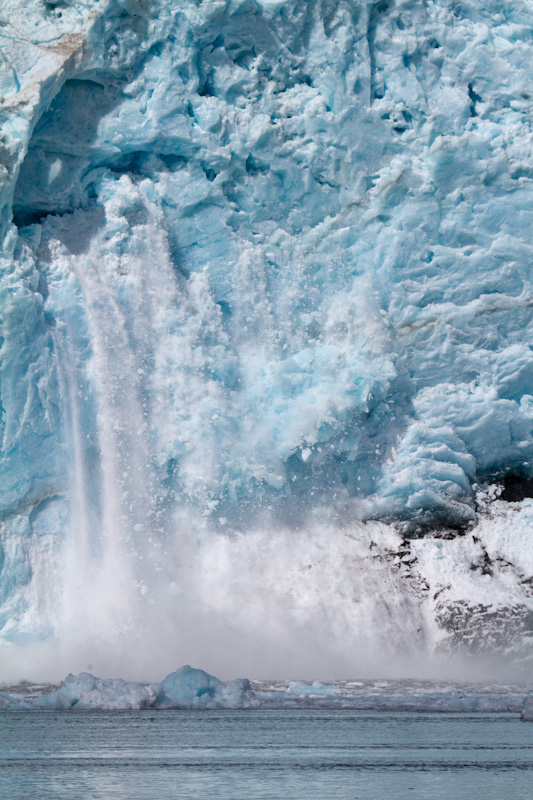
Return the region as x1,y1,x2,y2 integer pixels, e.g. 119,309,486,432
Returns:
1,664,532,714
2,0,533,680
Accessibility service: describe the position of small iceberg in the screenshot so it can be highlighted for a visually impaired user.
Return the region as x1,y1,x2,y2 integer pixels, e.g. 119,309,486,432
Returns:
153,665,256,709
0,666,256,711
287,680,338,696
1,668,532,714
520,698,533,721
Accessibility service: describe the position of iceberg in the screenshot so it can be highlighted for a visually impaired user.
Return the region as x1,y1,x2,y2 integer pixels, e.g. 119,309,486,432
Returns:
154,665,256,709
521,697,533,721
1,666,532,715
1,0,533,675
30,672,157,711
0,665,255,710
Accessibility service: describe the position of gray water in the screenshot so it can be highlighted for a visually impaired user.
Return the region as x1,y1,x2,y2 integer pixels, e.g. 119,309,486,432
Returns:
1,710,531,799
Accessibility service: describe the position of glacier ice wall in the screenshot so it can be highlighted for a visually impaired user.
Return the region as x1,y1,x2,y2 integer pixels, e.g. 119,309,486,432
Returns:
2,0,533,677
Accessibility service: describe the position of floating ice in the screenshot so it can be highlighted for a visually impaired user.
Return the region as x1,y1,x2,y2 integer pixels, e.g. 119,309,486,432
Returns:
521,698,533,721
154,665,256,709
32,673,156,711
1,667,532,714
0,666,256,710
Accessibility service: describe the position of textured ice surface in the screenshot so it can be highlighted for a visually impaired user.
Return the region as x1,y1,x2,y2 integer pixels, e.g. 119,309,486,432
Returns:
521,697,533,721
0,665,255,710
1,666,532,714
2,0,533,672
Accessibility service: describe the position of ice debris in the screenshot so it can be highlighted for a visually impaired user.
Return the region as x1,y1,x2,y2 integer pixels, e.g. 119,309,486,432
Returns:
2,667,533,714
0,666,256,711
520,697,533,721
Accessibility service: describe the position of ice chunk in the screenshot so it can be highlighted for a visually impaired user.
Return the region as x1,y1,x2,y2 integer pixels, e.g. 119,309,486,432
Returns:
0,666,256,710
33,672,157,711
287,681,338,696
521,698,533,721
1,671,531,713
154,665,255,709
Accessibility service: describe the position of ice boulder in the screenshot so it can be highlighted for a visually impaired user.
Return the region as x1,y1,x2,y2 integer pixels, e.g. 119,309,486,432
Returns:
154,665,256,709
521,697,533,721
33,672,157,711
0,665,257,710
287,681,338,696
0,691,22,710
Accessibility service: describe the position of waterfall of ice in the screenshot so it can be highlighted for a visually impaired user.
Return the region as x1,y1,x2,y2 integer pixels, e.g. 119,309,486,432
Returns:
47,189,186,661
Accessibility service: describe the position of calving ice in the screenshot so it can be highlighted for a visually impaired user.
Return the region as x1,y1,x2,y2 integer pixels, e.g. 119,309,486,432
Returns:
1,0,533,681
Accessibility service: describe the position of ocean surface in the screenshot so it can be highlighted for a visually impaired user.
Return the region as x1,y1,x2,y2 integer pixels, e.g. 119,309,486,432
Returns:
1,709,531,799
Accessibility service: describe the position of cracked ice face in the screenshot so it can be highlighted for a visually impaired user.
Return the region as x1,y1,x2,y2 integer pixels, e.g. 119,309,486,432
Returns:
6,0,533,535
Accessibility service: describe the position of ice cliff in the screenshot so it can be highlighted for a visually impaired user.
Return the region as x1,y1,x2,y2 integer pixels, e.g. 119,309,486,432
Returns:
2,0,533,678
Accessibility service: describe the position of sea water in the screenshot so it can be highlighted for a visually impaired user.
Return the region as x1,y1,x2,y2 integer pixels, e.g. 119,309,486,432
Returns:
1,710,531,800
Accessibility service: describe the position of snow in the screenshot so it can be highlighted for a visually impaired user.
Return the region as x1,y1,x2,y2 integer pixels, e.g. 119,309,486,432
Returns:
1,0,533,673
